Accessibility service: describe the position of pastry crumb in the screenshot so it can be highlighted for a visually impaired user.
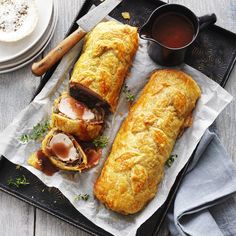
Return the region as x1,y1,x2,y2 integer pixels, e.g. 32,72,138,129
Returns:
16,165,21,170
121,12,131,20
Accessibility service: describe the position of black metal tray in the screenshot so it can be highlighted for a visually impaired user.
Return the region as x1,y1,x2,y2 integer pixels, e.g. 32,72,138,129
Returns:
1,0,236,235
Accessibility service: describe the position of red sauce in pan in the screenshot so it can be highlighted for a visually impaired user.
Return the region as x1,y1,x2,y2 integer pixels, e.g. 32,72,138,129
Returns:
35,150,59,176
152,13,195,48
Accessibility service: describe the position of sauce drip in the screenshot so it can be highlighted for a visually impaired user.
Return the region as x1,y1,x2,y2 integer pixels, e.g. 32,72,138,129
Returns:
49,133,78,162
59,95,95,120
35,150,59,176
63,97,86,118
51,142,69,160
85,148,102,167
152,13,195,48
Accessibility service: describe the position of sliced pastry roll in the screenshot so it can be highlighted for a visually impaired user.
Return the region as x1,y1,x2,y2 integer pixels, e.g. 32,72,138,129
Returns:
52,92,104,141
69,21,139,112
28,128,102,174
41,128,88,171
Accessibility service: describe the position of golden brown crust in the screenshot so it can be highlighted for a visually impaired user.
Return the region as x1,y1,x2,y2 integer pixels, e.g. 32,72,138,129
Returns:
69,21,139,112
51,93,103,141
94,69,201,214
28,152,41,170
41,128,87,172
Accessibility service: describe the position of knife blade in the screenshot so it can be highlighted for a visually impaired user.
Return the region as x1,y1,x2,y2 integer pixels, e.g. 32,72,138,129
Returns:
76,0,122,31
32,0,122,76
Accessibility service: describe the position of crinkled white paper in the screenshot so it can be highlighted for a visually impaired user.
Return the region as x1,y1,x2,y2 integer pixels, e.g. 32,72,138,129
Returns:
0,35,233,235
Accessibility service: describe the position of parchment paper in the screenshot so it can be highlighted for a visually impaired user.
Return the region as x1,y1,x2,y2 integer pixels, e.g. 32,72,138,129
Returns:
0,34,233,235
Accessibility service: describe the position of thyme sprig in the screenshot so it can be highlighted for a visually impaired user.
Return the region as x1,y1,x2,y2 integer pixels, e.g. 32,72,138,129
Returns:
7,175,30,188
19,120,50,143
93,136,109,149
74,194,90,201
165,154,178,168
123,84,135,102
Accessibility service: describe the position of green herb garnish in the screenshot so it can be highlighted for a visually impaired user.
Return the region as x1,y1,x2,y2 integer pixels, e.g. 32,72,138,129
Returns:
93,136,109,149
19,134,30,143
123,84,135,102
19,120,50,143
165,154,178,168
74,193,90,201
7,175,30,188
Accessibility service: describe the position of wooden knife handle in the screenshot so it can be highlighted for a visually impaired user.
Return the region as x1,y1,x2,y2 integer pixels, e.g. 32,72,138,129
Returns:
32,26,86,76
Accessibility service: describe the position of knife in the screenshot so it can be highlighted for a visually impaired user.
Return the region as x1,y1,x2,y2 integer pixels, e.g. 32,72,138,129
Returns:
31,0,122,76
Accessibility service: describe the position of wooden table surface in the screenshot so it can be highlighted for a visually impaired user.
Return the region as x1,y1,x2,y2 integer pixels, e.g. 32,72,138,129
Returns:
0,0,235,235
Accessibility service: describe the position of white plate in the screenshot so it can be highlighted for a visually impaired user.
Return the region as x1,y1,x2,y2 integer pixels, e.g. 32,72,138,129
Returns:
0,1,58,72
0,0,53,63
0,3,56,69
0,0,58,73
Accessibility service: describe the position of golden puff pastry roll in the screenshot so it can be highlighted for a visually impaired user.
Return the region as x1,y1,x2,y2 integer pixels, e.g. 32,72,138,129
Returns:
51,92,104,141
94,69,201,214
70,21,139,112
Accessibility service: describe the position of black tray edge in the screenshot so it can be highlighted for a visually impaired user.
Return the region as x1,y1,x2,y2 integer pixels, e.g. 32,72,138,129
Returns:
210,25,236,87
0,0,236,235
0,185,100,236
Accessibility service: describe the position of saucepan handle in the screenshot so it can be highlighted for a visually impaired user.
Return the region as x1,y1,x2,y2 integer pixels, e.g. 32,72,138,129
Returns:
198,13,217,31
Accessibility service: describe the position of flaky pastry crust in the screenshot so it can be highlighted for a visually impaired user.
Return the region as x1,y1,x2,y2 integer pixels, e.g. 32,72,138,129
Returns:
41,128,87,171
94,69,201,214
70,21,139,112
51,93,103,141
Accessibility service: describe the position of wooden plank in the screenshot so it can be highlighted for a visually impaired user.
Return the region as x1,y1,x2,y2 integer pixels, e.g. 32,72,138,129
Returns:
0,2,41,235
169,0,236,30
0,1,235,236
35,209,90,236
0,191,34,236
0,62,40,131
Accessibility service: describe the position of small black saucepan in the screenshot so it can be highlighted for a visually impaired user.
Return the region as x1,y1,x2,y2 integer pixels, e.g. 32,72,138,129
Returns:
139,4,217,66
